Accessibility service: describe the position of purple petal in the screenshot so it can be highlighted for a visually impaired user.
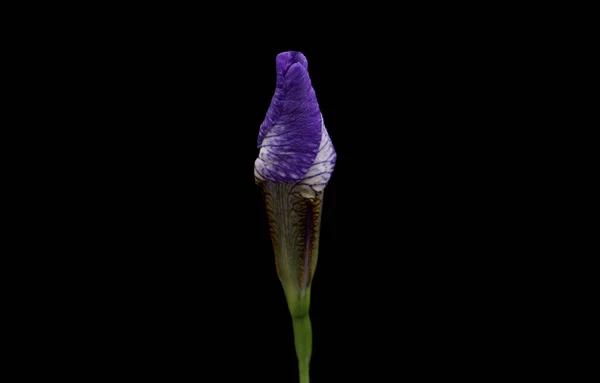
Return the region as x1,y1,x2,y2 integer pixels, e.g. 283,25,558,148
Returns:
255,51,322,183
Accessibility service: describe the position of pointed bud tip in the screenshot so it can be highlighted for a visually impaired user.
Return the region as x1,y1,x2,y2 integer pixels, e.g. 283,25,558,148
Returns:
276,51,309,79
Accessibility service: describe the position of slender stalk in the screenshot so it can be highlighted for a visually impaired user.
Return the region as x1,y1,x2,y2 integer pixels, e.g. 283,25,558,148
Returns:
292,314,312,383
284,284,312,383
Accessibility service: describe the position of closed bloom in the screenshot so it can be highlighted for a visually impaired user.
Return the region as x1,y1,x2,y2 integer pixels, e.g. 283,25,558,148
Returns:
254,51,336,200
254,51,335,383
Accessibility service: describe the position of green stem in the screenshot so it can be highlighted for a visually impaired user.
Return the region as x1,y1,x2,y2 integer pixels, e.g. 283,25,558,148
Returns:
284,284,312,383
292,314,312,383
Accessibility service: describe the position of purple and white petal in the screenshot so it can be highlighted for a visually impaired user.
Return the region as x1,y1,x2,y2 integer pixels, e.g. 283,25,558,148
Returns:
296,117,336,199
255,51,336,192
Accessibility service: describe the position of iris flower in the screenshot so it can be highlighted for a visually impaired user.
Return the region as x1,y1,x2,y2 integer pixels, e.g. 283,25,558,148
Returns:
254,51,336,383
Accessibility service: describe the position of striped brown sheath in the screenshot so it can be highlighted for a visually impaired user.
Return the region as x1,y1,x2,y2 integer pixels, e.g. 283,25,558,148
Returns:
260,181,323,303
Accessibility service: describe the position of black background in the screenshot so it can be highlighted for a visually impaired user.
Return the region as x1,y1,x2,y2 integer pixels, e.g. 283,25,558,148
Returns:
21,12,532,381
